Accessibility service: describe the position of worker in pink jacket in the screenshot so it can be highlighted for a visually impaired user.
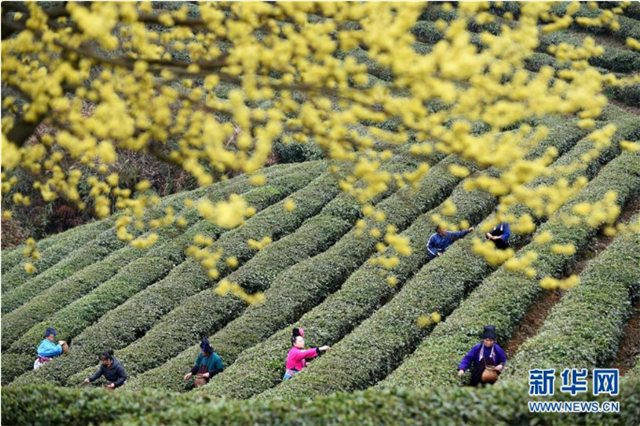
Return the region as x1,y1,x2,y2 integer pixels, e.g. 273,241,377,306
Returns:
283,328,331,380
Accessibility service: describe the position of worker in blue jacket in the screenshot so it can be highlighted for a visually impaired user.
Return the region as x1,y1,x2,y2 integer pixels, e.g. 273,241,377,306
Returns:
34,327,68,370
427,224,474,260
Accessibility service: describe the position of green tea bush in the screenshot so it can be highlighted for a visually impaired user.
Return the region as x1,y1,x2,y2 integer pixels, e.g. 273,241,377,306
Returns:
505,211,640,377
256,124,591,400
0,187,204,314
78,154,422,386
2,377,638,426
381,149,640,390
1,165,311,384
0,165,269,349
10,163,328,387
1,218,113,277
130,153,469,393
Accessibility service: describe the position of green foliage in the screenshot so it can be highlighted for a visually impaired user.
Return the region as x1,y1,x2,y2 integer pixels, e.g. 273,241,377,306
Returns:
273,137,326,163
79,154,420,388
256,123,588,400
0,218,113,275
505,212,640,377
0,166,265,353
607,84,640,108
624,2,640,20
539,32,640,74
381,149,640,390
412,21,444,44
2,378,639,426
187,154,486,399
126,150,458,393
9,163,327,387
0,182,216,307
1,219,115,293
0,187,200,316
1,166,307,385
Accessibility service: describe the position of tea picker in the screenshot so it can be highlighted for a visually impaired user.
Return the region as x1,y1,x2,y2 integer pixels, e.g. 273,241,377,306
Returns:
457,325,506,386
34,327,68,370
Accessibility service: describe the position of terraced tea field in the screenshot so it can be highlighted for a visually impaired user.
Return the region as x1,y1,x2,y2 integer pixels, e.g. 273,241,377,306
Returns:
2,2,640,425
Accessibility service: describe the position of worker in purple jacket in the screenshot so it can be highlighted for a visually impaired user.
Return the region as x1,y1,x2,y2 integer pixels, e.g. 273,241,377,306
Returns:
427,225,474,260
457,325,506,386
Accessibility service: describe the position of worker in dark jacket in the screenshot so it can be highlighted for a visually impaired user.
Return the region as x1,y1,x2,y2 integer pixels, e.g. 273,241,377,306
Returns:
427,225,474,260
486,208,511,250
84,350,127,389
184,338,224,388
457,325,506,387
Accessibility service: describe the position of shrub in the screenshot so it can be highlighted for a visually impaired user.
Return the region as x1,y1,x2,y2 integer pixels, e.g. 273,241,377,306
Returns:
539,32,640,74
1,218,115,294
273,136,326,163
9,163,328,387
1,167,267,353
0,181,215,301
129,153,468,393
0,185,205,316
1,165,306,384
2,378,639,426
412,21,444,44
549,3,640,41
380,149,640,390
0,217,28,249
78,154,422,387
254,123,590,401
505,211,640,377
624,2,640,20
607,84,640,109
1,245,26,274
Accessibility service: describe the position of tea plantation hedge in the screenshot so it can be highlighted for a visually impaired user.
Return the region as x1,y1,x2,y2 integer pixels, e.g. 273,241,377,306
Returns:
253,121,594,400
1,165,304,384
206,174,494,400
412,8,639,78
556,4,640,42
505,211,640,377
0,168,263,348
1,218,114,282
538,32,640,74
1,162,298,349
2,376,639,426
0,183,213,296
0,183,202,278
381,149,640,390
1,219,115,295
190,120,582,399
263,112,637,399
10,163,327,387
607,84,640,109
0,187,200,315
128,152,468,392
68,152,425,385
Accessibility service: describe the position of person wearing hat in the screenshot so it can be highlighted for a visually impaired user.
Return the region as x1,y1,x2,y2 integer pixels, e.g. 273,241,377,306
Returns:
485,207,511,250
34,327,68,370
84,350,127,389
457,325,506,386
184,338,224,388
283,328,331,380
427,225,475,260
